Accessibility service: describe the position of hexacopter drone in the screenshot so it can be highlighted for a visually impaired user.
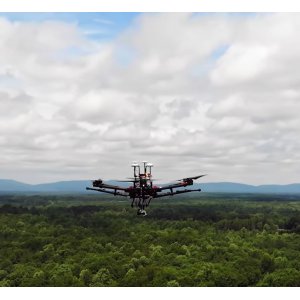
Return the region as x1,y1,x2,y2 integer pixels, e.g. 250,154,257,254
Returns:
86,161,205,216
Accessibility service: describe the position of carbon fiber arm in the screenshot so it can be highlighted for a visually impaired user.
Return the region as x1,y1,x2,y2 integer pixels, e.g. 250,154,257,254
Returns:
86,187,128,197
154,188,201,198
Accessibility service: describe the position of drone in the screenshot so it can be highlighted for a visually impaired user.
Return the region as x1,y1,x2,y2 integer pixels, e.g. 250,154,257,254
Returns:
86,161,206,216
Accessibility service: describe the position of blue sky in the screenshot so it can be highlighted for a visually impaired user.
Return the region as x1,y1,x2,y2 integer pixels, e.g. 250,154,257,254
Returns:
0,12,259,41
0,12,141,41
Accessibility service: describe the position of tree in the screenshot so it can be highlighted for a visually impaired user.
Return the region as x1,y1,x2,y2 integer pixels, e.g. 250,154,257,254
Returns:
166,280,180,287
31,270,47,286
49,264,76,286
91,268,116,287
79,269,92,286
258,268,300,286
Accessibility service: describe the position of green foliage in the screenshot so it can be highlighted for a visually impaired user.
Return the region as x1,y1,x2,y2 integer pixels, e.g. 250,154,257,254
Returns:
91,268,116,287
258,268,300,286
166,280,180,287
49,264,77,286
79,269,92,286
1,194,300,286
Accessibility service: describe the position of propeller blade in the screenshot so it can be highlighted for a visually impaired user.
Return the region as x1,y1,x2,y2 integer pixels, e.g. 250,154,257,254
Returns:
190,174,207,180
177,174,207,181
113,179,136,182
126,177,160,181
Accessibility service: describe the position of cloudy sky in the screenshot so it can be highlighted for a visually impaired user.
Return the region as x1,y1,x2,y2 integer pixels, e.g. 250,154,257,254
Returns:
0,12,299,185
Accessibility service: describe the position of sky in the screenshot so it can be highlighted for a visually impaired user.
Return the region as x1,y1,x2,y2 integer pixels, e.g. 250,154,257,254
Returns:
0,12,299,185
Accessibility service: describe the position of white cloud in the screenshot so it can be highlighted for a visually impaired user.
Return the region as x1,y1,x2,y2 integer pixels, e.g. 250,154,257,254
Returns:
0,13,300,184
210,45,273,85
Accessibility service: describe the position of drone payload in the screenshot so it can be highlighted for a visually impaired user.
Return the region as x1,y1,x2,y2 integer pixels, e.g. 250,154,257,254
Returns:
86,161,205,216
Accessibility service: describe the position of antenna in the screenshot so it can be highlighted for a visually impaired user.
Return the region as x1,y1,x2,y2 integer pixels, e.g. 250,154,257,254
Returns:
142,161,148,174
146,162,153,176
131,161,139,177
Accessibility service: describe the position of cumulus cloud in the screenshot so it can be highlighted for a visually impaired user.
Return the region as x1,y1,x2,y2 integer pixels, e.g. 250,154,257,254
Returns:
0,13,300,184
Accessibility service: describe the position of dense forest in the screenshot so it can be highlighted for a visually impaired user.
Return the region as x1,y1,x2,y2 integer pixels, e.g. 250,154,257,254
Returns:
1,193,300,287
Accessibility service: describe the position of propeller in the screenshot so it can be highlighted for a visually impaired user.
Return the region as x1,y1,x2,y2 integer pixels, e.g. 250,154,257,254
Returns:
176,174,207,181
115,180,137,183
124,177,161,181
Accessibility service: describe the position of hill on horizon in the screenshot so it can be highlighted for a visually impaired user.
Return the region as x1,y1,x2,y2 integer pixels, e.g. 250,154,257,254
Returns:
0,179,300,194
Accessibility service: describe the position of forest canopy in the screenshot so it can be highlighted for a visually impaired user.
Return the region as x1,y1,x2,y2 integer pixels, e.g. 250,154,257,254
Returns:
0,193,300,287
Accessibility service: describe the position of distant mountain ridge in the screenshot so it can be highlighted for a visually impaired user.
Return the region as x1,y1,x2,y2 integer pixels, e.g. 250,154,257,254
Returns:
0,179,129,194
0,179,300,194
195,182,300,194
